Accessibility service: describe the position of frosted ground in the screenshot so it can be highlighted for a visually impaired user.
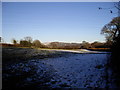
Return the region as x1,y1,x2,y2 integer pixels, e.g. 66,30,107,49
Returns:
3,49,116,88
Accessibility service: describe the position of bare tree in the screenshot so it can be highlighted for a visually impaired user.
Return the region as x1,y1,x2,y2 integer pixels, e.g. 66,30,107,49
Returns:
101,17,120,44
100,2,120,44
23,36,33,47
24,36,33,43
99,2,120,14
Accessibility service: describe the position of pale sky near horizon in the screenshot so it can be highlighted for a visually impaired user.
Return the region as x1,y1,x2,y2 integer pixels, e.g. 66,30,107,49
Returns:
2,2,118,43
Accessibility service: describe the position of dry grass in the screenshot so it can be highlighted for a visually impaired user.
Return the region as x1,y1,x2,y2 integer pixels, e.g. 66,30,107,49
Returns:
88,48,110,52
2,46,69,65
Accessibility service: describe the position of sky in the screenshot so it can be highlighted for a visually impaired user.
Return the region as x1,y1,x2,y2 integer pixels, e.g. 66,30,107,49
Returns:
2,2,118,43
2,0,119,2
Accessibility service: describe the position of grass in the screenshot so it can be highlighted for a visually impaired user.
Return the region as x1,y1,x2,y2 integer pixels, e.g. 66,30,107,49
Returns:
3,46,62,89
88,48,110,52
2,46,109,65
2,46,70,65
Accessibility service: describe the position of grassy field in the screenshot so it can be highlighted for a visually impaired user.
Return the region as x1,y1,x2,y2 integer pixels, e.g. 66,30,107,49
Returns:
2,46,71,89
2,46,112,89
2,46,69,64
2,46,110,66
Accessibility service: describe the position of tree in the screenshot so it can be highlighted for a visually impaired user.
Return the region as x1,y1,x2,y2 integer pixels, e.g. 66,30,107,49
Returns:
20,40,29,47
110,17,120,87
91,41,105,48
101,13,120,88
100,2,120,43
100,2,120,86
22,36,33,47
101,17,120,44
0,37,4,43
24,36,33,43
48,42,59,49
0,37,1,43
12,39,17,44
81,41,91,49
32,40,43,48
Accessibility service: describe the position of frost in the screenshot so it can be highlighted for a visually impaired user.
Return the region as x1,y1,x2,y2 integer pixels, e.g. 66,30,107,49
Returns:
3,50,116,88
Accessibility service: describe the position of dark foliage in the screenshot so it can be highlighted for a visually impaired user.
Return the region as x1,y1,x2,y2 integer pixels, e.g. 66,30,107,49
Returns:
110,35,120,87
20,40,32,47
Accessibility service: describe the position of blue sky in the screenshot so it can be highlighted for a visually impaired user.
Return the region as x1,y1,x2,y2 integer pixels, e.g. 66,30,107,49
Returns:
2,2,117,43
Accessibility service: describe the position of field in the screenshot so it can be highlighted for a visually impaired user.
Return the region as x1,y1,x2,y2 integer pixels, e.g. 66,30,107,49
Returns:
2,46,116,89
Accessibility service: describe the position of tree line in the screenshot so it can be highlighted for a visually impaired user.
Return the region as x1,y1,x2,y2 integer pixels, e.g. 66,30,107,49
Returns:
10,36,110,50
11,36,46,48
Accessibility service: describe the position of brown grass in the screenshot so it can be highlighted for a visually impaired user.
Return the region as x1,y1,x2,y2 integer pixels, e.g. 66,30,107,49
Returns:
88,48,110,52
